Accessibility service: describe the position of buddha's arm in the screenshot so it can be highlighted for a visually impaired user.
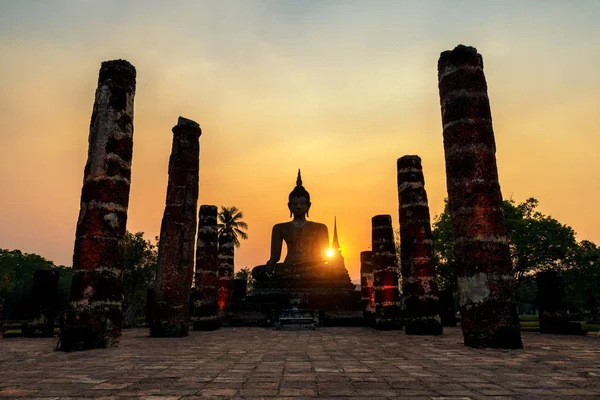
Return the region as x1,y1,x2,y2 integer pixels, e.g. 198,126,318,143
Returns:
267,225,283,266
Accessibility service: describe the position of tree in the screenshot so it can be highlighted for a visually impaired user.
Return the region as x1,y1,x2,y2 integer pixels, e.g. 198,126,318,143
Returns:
0,249,66,320
217,206,249,248
432,197,578,291
505,198,577,285
564,240,600,321
234,266,255,290
120,231,158,328
431,199,457,291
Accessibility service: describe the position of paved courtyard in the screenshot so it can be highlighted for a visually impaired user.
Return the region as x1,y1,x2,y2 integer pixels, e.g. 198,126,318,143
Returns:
1,327,599,399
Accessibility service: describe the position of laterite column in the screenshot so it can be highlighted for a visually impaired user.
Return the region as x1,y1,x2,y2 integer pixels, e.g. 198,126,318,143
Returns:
151,117,201,337
360,251,375,325
62,60,136,350
371,215,402,329
192,205,220,330
438,45,522,348
397,155,442,335
217,233,235,312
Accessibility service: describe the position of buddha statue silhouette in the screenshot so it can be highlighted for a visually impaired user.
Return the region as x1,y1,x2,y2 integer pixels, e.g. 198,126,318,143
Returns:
252,170,340,284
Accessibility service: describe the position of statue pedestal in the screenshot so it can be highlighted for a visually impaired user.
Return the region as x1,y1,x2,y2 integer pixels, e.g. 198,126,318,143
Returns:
223,284,363,327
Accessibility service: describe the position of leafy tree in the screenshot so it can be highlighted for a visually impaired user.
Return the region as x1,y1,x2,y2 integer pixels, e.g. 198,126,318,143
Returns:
431,199,457,291
234,266,254,290
506,198,577,285
234,267,251,280
217,206,249,248
121,231,158,328
0,249,55,319
564,240,600,321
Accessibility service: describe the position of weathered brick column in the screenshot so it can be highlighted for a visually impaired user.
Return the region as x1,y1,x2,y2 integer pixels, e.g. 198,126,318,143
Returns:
217,233,235,313
360,251,375,325
192,205,220,330
61,60,136,351
438,44,522,348
371,215,402,329
537,271,582,334
397,155,442,335
151,117,201,337
22,270,60,337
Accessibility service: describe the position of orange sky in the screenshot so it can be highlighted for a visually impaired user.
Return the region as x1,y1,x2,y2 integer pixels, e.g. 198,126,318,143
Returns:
1,1,599,281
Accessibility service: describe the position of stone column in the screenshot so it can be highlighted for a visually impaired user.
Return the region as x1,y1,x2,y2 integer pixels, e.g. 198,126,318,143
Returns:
217,234,235,313
371,215,402,329
22,270,60,337
360,251,375,325
192,205,220,330
438,44,522,348
537,271,582,334
61,60,136,351
397,155,442,335
150,117,201,337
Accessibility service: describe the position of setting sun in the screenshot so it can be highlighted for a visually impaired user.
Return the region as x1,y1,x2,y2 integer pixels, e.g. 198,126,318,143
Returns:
326,248,335,258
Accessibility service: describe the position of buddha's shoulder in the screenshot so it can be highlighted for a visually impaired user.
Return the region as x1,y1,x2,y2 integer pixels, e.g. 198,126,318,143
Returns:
306,221,328,231
272,221,327,231
272,222,291,230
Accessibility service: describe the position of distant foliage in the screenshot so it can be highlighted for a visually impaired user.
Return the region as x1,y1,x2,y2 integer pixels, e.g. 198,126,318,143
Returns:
0,249,71,320
564,240,600,320
234,266,254,290
121,231,158,328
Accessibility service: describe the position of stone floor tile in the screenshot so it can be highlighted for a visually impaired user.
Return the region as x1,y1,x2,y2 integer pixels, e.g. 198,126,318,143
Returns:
0,327,599,398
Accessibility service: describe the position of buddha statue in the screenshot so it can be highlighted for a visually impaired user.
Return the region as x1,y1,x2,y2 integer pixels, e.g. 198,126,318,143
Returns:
252,171,349,287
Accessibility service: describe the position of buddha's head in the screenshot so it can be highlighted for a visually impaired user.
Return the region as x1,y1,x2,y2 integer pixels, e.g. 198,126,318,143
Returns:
288,169,311,218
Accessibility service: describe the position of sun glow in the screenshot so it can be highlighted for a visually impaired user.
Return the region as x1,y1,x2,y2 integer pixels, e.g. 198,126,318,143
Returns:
326,248,335,258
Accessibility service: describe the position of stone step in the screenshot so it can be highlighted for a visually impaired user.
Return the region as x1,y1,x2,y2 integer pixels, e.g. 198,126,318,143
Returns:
275,309,318,330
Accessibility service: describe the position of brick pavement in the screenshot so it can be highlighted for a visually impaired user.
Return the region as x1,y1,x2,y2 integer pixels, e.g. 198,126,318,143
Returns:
1,327,599,399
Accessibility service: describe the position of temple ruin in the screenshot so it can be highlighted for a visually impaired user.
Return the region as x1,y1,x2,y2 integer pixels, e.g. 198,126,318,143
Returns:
192,205,220,330
371,214,402,329
397,155,442,335
61,59,136,351
150,117,201,337
437,45,522,348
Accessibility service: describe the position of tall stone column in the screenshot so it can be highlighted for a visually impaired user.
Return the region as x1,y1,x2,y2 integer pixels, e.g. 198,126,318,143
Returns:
61,60,136,351
371,215,402,329
151,117,201,337
217,233,235,313
397,155,442,335
192,205,220,330
437,44,522,348
360,251,375,325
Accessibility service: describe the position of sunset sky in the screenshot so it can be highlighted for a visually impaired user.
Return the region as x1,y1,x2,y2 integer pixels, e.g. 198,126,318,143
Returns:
1,1,599,281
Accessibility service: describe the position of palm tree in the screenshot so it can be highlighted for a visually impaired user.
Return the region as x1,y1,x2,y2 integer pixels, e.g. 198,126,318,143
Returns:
217,206,249,248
